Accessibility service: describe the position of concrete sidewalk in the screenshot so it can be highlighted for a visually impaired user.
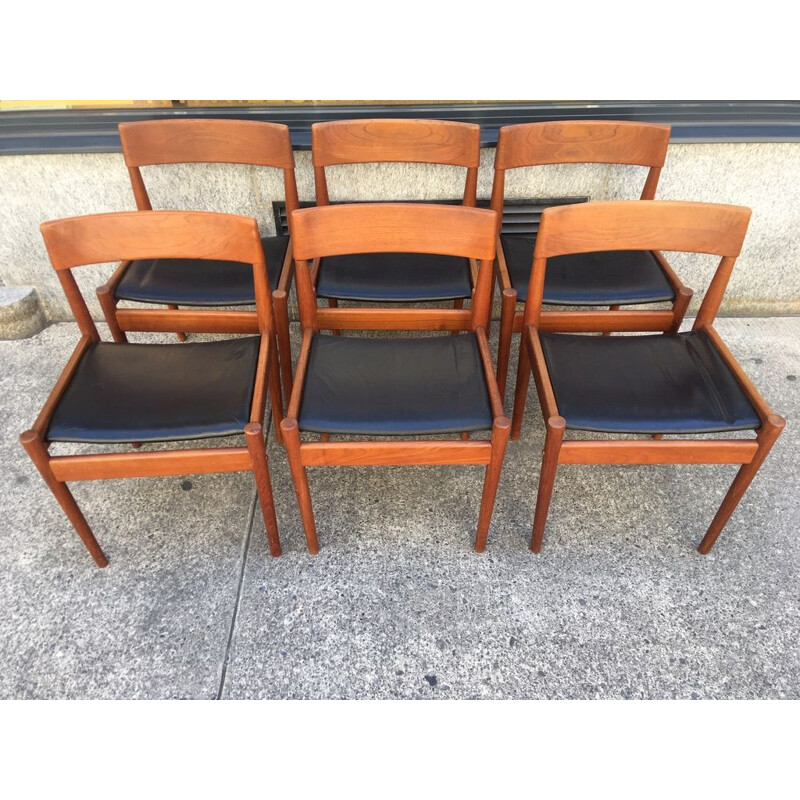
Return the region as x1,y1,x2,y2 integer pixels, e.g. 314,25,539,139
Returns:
1,318,798,699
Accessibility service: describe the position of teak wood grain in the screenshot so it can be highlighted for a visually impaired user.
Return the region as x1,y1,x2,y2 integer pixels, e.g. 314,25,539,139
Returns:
510,199,784,555
22,210,283,566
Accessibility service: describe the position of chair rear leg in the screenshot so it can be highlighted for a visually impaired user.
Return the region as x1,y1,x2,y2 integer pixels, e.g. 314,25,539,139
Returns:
167,305,187,342
602,305,620,337
496,290,517,397
327,298,341,336
244,423,281,557
280,419,320,554
96,286,128,343
530,416,566,553
510,330,532,440
697,415,785,554
268,344,285,446
19,431,108,568
451,298,465,335
474,417,511,552
272,290,294,397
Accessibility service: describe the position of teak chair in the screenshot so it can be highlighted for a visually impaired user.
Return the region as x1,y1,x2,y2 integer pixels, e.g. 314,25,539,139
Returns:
98,118,299,398
281,203,510,553
20,210,282,567
492,120,693,394
310,119,481,325
512,200,785,554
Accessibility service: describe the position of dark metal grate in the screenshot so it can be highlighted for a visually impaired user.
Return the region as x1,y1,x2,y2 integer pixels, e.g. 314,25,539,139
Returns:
272,197,589,238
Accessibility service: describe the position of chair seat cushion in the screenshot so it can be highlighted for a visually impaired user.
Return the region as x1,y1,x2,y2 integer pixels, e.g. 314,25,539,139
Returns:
539,330,761,434
47,337,261,443
115,235,287,305
501,234,675,305
298,333,494,435
315,252,473,302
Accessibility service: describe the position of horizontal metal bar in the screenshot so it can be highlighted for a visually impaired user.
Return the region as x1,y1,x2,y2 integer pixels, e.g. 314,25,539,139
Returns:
3,102,800,155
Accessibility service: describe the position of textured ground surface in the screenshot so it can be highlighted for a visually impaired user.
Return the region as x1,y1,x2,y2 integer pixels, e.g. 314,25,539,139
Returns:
1,318,797,699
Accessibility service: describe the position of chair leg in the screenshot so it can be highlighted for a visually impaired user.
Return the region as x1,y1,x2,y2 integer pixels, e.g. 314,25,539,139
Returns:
670,287,693,333
244,423,281,557
268,341,285,446
451,298,464,335
697,415,785,554
474,417,511,552
530,416,566,553
272,290,294,398
96,286,128,343
602,305,620,337
328,298,341,336
496,289,517,397
280,419,320,555
510,330,532,440
167,305,187,342
19,431,108,568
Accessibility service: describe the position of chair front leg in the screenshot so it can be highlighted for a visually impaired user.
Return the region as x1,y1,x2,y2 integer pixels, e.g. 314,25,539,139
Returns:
697,414,785,554
496,289,517,397
530,416,566,553
280,419,320,554
19,430,109,567
244,423,281,557
474,416,511,553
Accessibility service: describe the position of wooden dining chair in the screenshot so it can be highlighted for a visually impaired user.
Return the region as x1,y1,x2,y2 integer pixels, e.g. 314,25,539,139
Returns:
492,120,693,394
281,203,510,553
511,200,784,553
98,119,299,398
20,210,282,566
310,119,481,327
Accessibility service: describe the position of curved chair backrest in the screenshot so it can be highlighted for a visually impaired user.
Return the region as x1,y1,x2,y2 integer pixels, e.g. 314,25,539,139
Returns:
311,119,481,206
40,210,273,338
290,203,497,330
491,121,671,230
524,200,752,329
118,119,299,221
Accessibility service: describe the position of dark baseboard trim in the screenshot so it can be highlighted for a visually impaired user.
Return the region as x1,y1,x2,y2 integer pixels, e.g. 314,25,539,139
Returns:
2,101,800,156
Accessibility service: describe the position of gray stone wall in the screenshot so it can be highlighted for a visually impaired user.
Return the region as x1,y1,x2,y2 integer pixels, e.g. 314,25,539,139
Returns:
1,143,798,321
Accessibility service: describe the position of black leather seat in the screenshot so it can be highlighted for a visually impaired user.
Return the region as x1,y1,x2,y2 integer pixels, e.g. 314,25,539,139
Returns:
315,252,472,302
539,330,760,434
115,235,288,305
501,234,676,305
47,337,261,443
298,333,493,435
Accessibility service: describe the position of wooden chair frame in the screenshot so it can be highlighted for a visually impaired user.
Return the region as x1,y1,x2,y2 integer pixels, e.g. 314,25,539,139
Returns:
98,119,299,408
491,120,693,394
21,210,283,567
511,200,785,554
310,119,482,327
281,203,510,553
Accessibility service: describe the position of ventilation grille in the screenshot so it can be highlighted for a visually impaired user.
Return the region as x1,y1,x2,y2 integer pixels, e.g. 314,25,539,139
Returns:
272,197,589,238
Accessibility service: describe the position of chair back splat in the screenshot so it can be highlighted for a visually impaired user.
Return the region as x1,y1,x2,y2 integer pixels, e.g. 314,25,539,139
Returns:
119,119,299,217
312,119,480,206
